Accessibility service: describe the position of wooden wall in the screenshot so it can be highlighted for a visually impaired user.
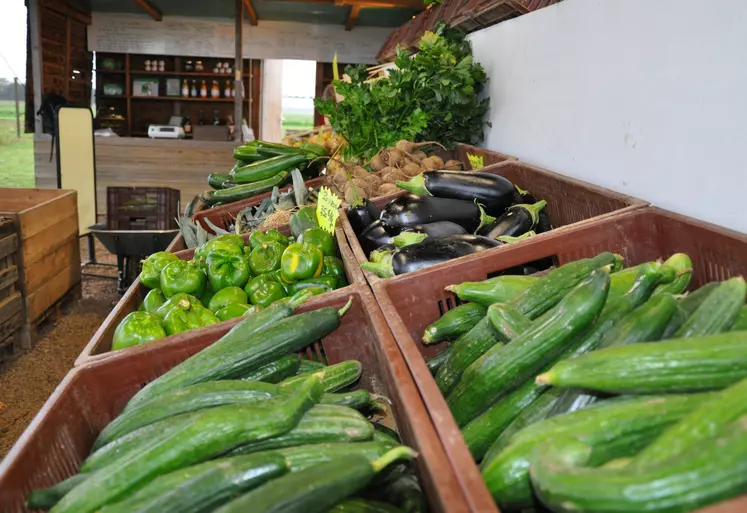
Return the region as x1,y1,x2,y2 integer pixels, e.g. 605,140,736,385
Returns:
34,136,237,216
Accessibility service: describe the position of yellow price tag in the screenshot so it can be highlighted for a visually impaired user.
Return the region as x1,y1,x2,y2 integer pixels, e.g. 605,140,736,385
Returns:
467,153,484,170
316,186,341,234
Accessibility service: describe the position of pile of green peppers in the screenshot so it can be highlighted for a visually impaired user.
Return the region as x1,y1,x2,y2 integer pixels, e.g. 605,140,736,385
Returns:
111,208,348,351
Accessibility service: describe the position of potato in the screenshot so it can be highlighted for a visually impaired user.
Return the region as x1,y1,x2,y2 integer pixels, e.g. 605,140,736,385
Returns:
367,175,383,191
352,178,369,191
402,162,423,177
430,155,445,169
369,153,386,172
350,166,372,182
384,148,405,168
421,156,439,171
378,166,394,177
382,169,407,184
410,151,427,163
444,159,463,171
377,183,400,196
395,140,416,154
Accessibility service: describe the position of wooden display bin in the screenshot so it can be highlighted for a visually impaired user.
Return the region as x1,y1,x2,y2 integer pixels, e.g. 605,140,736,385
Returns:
0,189,81,335
0,217,26,366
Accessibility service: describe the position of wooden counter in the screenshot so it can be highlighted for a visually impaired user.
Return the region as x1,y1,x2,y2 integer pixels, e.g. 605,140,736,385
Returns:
34,135,236,215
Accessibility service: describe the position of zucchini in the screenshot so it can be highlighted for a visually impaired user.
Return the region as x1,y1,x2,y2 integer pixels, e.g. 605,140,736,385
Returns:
255,143,306,158
297,358,326,374
447,270,610,426
242,355,301,383
538,331,747,394
674,277,746,338
128,297,347,407
731,305,747,331
435,303,530,396
27,474,90,510
480,388,561,470
508,252,620,319
96,453,288,513
213,447,415,513
208,173,238,189
53,377,324,513
232,152,308,183
227,404,374,455
481,393,711,510
95,380,283,449
201,170,292,206
425,346,451,375
445,275,538,307
421,302,487,344
651,252,692,296
321,389,384,411
279,360,362,393
530,418,747,513
328,499,404,512
597,294,677,348
633,375,747,468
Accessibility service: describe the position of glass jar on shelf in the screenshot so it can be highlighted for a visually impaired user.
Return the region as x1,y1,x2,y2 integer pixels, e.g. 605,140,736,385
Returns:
145,59,151,71
195,60,204,72
185,60,194,72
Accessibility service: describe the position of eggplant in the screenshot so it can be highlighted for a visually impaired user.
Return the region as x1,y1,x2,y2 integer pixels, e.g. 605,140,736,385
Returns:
380,194,494,233
346,200,381,238
397,171,515,216
360,235,502,278
391,221,467,247
370,244,396,264
478,200,547,239
514,186,552,234
358,220,401,257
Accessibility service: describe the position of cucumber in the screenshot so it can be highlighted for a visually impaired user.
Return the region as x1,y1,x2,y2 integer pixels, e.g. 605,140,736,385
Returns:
679,281,719,313
447,270,610,426
94,381,283,449
279,360,362,393
96,453,288,513
633,376,747,468
538,331,747,394
372,423,401,445
128,298,348,407
435,303,530,396
445,275,538,307
328,499,404,512
213,447,415,513
421,302,487,344
597,294,677,349
530,418,747,513
276,441,397,472
425,346,452,375
53,377,324,513
365,471,427,513
481,393,711,510
480,389,561,470
321,389,383,411
674,277,746,338
509,252,620,319
660,304,688,339
731,305,747,331
651,253,692,296
297,358,327,374
607,261,675,303
242,355,301,383
226,404,374,455
27,474,90,510
373,430,401,447
461,379,548,461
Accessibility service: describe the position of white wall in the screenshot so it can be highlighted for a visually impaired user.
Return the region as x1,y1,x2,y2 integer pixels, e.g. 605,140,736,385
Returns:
468,0,747,233
261,60,283,142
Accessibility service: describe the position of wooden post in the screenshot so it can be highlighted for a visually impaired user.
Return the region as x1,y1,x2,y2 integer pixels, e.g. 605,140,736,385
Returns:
28,0,43,134
14,78,21,138
234,0,244,142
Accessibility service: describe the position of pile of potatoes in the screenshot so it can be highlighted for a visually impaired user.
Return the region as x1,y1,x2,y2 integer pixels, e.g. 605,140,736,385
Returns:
325,140,463,204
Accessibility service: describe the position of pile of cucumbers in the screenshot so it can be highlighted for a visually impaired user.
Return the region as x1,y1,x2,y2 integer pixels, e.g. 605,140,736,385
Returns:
112,207,348,351
29,298,427,513
423,252,747,512
202,141,327,206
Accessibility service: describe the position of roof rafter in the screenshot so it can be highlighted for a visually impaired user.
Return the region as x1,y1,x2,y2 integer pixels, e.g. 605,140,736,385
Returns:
345,5,360,31
242,0,258,26
132,0,162,21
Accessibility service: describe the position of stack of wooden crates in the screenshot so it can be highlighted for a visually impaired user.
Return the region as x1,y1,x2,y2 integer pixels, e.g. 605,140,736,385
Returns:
0,217,27,366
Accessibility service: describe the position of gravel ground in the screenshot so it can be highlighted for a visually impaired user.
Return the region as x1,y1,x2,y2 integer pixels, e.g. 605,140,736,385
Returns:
0,239,121,459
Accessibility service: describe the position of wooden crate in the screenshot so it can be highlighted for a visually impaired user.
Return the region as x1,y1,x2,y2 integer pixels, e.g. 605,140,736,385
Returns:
0,217,26,366
0,189,81,327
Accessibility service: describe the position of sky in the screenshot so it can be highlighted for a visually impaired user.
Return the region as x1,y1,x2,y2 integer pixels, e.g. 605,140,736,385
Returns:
0,0,27,81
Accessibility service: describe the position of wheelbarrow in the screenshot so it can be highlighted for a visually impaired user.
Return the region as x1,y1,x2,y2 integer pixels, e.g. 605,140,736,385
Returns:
88,221,180,293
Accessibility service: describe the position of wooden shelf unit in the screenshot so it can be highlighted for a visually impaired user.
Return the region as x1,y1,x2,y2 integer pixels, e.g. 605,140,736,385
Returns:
95,53,261,138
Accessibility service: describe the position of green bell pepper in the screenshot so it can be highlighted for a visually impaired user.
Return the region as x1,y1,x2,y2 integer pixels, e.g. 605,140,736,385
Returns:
206,250,252,290
280,242,324,282
287,275,338,295
160,260,207,298
162,297,220,336
141,289,167,313
297,228,336,257
194,235,245,268
200,285,216,308
154,293,203,320
270,269,291,293
245,274,287,307
112,311,167,351
249,241,285,275
248,229,289,250
322,256,347,287
290,206,319,238
139,252,179,289
215,303,261,321
208,286,248,312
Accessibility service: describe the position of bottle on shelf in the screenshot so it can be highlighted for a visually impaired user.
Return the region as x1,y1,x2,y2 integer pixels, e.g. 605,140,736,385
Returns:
211,80,220,98
200,80,208,98
225,62,232,74
198,109,205,126
145,59,151,71
195,60,204,72
213,110,221,125
215,61,222,73
224,80,231,98
182,79,189,98
190,80,197,97
158,60,165,72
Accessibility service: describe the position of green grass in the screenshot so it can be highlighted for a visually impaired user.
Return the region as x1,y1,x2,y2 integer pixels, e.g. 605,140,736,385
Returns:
0,100,34,188
282,112,314,136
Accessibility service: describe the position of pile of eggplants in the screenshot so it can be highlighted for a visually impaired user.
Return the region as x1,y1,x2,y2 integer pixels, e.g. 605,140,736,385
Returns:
348,170,552,278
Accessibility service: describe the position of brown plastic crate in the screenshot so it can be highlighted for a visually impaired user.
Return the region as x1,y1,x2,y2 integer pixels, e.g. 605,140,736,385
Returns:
342,159,647,286
371,207,747,512
0,287,471,513
107,187,180,231
76,223,365,366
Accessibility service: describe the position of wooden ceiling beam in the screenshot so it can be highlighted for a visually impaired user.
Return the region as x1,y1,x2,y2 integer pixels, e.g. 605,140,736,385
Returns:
345,5,360,31
132,0,162,21
280,0,424,10
243,0,258,26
